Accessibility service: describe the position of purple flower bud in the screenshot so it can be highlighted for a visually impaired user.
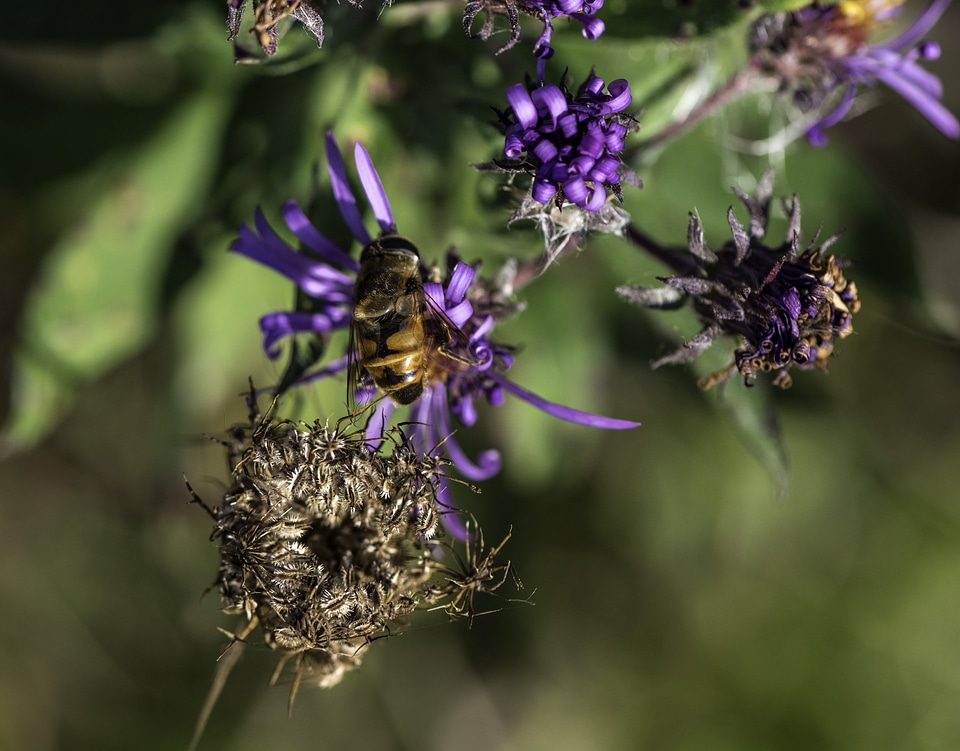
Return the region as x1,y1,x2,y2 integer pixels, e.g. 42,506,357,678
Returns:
498,72,636,211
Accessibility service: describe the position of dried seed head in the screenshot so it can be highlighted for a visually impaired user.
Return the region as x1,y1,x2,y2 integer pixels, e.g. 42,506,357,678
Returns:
189,393,528,713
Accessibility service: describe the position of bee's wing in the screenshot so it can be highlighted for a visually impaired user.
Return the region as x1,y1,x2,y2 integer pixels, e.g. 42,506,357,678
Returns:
346,315,375,411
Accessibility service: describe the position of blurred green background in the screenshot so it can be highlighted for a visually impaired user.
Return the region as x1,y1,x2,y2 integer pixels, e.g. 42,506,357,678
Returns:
3,1,960,749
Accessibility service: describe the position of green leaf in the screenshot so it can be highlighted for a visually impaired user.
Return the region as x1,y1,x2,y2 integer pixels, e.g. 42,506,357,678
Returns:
2,91,233,453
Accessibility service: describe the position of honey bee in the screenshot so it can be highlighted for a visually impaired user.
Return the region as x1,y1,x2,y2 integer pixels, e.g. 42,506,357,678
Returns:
349,235,469,406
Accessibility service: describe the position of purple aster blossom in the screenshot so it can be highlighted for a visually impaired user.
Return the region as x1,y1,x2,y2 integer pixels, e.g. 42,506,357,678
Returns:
750,0,959,144
494,72,636,212
618,171,861,390
231,132,639,535
463,0,604,74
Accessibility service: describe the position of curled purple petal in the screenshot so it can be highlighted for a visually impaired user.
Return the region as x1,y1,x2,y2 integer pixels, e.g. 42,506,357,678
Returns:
491,375,640,429
506,84,538,129
574,13,605,41
432,386,502,480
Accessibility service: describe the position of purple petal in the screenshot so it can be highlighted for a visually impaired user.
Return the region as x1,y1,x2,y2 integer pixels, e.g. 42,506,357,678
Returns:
446,262,476,303
451,394,477,427
584,184,606,212
876,0,951,53
492,375,640,428
532,84,569,125
354,142,396,234
604,79,632,113
533,139,559,163
260,309,352,357
445,299,474,328
231,212,352,298
325,131,371,246
573,13,605,41
532,176,558,203
506,84,538,129
581,75,604,96
432,386,502,480
280,200,360,271
423,281,445,310
865,47,943,97
870,60,960,137
563,175,589,206
806,85,857,146
504,129,525,159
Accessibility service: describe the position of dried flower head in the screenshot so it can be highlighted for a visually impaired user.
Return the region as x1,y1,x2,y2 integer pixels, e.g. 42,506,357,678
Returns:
188,393,525,704
619,171,861,389
486,71,638,212
506,187,632,265
226,0,334,60
464,0,605,65
749,0,959,144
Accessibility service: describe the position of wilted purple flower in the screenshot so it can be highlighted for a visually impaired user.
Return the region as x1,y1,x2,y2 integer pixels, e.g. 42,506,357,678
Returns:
464,0,605,71
231,132,639,532
750,0,959,144
618,171,861,389
496,72,635,211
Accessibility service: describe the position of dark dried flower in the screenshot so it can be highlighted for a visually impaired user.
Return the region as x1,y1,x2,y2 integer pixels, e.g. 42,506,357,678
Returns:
464,0,605,68
189,394,524,701
619,171,861,389
750,0,958,144
227,0,329,60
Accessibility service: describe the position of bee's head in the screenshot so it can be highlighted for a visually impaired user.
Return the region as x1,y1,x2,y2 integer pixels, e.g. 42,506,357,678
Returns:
361,234,421,262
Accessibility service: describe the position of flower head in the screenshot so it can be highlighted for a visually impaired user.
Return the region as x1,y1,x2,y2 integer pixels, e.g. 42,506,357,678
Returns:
231,132,639,533
464,1,605,70
619,171,861,389
227,0,327,60
750,0,959,144
494,72,636,211
189,396,521,702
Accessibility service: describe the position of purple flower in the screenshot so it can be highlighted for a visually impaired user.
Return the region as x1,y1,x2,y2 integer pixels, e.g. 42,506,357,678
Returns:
750,0,959,144
498,72,634,211
618,171,861,390
464,1,605,71
231,132,639,535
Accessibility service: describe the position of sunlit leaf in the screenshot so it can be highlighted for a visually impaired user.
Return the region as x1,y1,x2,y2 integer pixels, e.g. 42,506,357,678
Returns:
2,92,233,452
